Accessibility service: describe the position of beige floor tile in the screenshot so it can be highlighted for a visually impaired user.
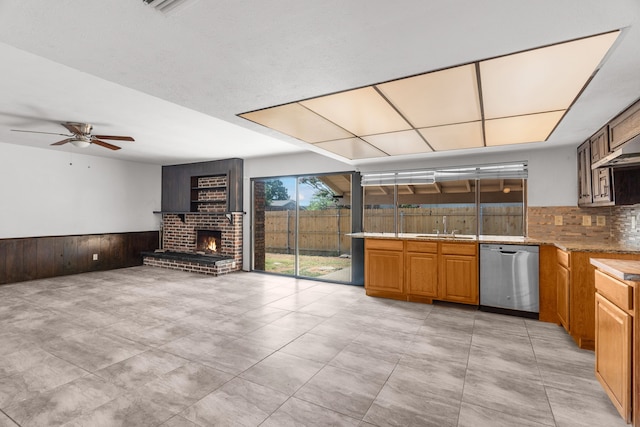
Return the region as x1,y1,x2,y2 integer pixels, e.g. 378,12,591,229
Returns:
0,268,628,427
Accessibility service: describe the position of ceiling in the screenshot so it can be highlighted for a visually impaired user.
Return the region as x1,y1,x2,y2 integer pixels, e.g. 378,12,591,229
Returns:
0,0,639,166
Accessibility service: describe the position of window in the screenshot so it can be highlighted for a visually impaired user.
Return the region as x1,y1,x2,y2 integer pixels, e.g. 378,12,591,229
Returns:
252,173,354,283
361,163,527,237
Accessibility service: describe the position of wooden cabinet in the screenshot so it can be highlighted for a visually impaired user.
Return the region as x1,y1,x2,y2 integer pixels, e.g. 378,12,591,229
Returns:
365,238,478,305
557,266,570,331
590,125,610,163
577,98,640,206
594,269,634,423
579,126,614,207
563,252,640,350
577,141,593,206
610,98,640,150
439,242,478,305
406,241,438,298
590,126,614,206
365,239,404,297
592,167,613,206
556,249,571,331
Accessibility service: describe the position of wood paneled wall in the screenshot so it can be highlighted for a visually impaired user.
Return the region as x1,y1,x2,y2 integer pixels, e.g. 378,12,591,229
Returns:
0,231,158,285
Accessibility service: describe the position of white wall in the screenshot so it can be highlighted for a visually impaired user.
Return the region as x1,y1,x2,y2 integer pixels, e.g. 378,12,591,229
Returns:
0,142,161,238
241,146,578,270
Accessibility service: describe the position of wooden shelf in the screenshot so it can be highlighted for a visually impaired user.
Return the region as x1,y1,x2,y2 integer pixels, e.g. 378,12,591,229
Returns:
191,186,226,191
190,200,226,204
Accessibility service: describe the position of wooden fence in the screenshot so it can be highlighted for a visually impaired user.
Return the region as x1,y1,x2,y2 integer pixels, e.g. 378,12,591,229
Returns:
265,206,523,255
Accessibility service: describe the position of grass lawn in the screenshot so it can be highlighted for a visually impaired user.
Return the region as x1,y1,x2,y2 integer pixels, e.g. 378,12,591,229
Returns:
265,253,351,277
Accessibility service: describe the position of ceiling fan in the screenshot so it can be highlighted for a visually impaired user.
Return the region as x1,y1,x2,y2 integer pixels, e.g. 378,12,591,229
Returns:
11,122,134,150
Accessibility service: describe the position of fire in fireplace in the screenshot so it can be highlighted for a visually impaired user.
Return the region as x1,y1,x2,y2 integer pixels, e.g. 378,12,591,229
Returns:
196,229,222,255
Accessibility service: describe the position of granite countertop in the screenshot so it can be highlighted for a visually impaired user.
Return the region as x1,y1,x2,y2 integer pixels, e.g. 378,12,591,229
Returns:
590,258,640,281
348,232,640,254
548,240,640,254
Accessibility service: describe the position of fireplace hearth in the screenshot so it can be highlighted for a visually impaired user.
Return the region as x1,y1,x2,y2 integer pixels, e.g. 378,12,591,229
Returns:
196,229,222,255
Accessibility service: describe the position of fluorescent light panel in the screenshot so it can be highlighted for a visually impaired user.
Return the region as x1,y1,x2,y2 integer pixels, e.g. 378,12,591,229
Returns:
480,31,619,119
361,130,432,155
238,31,619,160
300,87,411,136
377,64,481,127
485,111,565,146
241,103,353,143
418,122,484,151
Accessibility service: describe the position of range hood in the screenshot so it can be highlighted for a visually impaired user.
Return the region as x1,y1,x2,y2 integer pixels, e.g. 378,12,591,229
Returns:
592,134,640,169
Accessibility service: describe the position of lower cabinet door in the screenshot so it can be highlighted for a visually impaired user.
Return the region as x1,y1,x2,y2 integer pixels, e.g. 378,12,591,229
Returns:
365,249,404,294
556,265,570,331
406,252,438,297
440,254,478,304
595,293,631,423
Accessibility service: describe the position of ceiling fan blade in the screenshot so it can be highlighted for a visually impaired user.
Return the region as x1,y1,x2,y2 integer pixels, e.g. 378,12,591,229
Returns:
93,135,135,141
51,138,75,146
91,139,121,150
11,129,71,136
62,123,82,134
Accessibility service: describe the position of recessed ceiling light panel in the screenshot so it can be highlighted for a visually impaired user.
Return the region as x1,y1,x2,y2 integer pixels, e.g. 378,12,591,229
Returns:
418,122,484,151
361,130,432,155
485,111,566,146
300,87,411,136
238,30,620,161
240,103,353,143
481,31,619,119
377,64,481,128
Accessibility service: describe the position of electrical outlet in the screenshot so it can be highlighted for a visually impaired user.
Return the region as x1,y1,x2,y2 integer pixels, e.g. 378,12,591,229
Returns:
636,213,640,231
633,215,637,230
582,215,592,226
554,215,563,226
596,216,606,227
92,253,98,261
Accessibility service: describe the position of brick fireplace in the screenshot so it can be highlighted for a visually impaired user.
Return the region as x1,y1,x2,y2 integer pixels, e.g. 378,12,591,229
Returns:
143,162,244,277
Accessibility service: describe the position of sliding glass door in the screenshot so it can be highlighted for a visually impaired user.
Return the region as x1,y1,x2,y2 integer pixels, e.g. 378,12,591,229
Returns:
252,173,352,283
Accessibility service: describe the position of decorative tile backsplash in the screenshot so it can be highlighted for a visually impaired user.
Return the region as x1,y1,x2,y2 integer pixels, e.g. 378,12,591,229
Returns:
611,205,640,247
527,205,640,248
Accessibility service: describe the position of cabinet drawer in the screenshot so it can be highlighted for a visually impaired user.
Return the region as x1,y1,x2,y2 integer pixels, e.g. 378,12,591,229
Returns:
595,270,633,311
406,241,438,253
365,238,403,251
440,242,477,256
557,249,570,268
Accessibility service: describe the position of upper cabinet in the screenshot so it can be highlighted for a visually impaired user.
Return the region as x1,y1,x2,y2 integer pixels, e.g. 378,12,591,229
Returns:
578,99,640,207
579,126,613,207
577,141,592,206
609,99,640,151
590,126,610,164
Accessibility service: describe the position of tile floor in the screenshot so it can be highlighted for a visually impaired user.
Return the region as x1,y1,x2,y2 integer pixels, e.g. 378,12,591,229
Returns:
0,266,627,427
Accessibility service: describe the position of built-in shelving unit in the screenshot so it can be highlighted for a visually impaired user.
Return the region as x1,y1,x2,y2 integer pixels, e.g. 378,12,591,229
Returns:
190,175,228,212
160,158,243,213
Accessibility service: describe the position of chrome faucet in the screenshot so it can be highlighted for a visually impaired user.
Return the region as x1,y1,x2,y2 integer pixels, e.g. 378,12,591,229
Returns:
442,215,447,234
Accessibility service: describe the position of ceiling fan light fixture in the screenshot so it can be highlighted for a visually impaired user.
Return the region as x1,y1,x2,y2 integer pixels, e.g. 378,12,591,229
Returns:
70,137,91,148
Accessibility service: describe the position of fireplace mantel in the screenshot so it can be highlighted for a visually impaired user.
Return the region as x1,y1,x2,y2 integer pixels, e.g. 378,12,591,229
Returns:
153,211,244,225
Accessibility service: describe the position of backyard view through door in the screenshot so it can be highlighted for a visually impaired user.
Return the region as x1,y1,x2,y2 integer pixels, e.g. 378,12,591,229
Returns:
252,174,352,282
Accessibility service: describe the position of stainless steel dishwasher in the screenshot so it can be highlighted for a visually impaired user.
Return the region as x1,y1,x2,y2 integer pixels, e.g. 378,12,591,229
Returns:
480,244,539,316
